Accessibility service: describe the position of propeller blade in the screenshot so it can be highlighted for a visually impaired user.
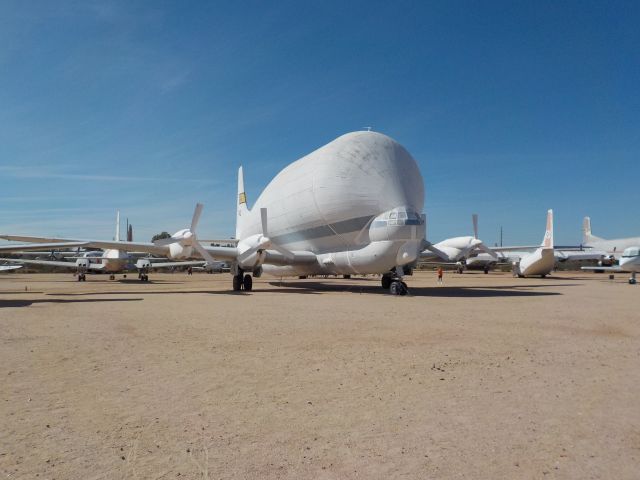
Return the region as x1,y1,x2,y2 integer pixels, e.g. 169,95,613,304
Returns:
238,245,260,264
423,241,452,262
191,203,204,232
476,242,499,259
260,208,268,236
472,214,478,239
192,241,217,265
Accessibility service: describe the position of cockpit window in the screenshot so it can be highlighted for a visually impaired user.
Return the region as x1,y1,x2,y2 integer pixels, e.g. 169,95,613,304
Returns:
622,247,640,257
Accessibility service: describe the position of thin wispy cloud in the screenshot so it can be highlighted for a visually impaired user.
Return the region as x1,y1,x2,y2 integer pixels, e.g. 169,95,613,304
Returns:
0,166,215,185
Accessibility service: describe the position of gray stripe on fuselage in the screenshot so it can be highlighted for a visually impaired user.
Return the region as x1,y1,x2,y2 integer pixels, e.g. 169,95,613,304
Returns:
270,215,375,245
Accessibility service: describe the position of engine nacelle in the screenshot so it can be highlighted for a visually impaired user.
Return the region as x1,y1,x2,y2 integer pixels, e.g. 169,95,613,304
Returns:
136,259,152,270
169,243,192,259
75,258,90,269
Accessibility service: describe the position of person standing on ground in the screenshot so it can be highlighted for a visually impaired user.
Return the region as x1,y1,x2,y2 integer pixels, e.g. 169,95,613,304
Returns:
437,266,444,285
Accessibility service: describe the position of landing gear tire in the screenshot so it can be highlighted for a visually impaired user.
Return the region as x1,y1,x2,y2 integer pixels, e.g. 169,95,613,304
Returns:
140,274,148,282
484,267,489,274
232,274,242,291
243,274,253,291
78,273,86,282
109,274,115,280
389,281,407,296
381,275,392,290
630,273,637,285
343,274,351,279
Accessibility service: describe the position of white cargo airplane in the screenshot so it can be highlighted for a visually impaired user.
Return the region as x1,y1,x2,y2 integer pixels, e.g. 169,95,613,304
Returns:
420,214,498,273
463,210,556,277
3,131,454,294
581,216,640,262
500,209,556,277
0,212,204,281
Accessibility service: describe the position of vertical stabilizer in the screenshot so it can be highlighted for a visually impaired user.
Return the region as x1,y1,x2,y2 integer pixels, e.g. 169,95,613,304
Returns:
115,210,121,242
235,166,250,239
541,209,553,249
472,214,478,239
582,216,602,244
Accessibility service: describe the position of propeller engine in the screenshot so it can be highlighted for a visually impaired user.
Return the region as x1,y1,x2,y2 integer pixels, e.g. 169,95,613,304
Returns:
154,203,218,265
236,208,295,269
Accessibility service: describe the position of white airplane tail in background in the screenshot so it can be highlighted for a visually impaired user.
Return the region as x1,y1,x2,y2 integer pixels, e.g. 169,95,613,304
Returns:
582,216,603,244
541,209,553,249
115,210,121,242
236,166,250,239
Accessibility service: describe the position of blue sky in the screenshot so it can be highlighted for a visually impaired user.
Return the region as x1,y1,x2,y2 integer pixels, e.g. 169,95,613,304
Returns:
1,0,638,245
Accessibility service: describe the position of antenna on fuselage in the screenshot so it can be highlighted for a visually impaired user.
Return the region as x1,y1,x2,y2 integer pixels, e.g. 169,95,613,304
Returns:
362,126,372,132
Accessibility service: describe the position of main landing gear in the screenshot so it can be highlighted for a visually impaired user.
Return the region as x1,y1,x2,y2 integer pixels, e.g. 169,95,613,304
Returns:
138,271,149,282
232,269,253,291
77,273,86,282
382,269,408,296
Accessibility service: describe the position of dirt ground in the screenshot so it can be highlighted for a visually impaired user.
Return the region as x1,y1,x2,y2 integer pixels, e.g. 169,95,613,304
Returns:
0,271,638,479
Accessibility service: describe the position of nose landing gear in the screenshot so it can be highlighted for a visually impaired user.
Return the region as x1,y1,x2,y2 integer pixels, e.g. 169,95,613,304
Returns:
382,268,408,296
232,268,253,291
629,272,637,285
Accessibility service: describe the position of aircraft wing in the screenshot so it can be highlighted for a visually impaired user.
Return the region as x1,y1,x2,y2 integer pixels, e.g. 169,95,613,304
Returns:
0,235,169,256
581,266,625,272
0,265,22,271
0,258,103,270
0,241,89,253
149,261,207,269
555,249,605,262
491,245,539,253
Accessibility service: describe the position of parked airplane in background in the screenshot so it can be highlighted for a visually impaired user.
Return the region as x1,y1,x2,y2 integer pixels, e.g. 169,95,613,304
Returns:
0,212,204,281
582,246,640,284
582,216,640,263
466,211,605,275
421,213,497,273
1,131,443,295
498,209,556,277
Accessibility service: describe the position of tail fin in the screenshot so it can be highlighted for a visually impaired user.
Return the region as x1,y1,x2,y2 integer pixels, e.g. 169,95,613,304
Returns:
582,216,602,244
115,210,121,242
541,209,553,249
235,166,250,239
472,213,478,239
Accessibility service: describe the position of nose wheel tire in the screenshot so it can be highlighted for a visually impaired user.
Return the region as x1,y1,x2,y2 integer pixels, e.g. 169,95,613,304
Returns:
77,273,86,282
389,281,408,296
243,274,253,291
381,275,392,290
232,274,242,291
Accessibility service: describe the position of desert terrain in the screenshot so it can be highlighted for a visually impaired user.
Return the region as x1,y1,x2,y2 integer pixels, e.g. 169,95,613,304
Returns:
1,271,638,479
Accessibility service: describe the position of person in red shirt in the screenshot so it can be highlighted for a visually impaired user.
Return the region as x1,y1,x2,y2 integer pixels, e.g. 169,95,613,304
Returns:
437,266,444,285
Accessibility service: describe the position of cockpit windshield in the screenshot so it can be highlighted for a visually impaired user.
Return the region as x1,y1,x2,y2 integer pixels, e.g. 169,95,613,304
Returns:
622,247,640,258
387,208,424,226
